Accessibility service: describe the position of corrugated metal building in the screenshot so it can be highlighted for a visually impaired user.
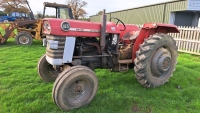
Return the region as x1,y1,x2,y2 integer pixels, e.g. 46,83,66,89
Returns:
90,0,200,27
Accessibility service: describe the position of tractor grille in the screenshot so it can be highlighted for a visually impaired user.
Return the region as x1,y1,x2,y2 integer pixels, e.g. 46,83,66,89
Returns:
46,35,66,59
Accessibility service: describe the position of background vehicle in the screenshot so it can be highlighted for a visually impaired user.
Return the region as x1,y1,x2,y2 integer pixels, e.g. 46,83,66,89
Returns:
0,1,73,45
0,12,30,22
37,10,179,111
0,14,16,22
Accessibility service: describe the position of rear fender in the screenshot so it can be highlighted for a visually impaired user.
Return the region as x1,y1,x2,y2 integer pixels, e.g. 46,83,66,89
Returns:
132,23,179,61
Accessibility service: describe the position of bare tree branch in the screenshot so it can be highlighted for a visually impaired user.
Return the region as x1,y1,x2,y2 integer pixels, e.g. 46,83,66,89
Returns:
0,0,29,13
67,0,87,19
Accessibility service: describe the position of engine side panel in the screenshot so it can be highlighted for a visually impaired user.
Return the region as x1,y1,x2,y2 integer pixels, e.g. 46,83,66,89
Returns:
63,37,76,63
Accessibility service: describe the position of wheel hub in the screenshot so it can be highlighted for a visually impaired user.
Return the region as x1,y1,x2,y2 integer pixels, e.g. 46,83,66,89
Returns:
69,80,86,99
19,36,29,44
158,54,171,72
151,48,172,78
74,85,82,92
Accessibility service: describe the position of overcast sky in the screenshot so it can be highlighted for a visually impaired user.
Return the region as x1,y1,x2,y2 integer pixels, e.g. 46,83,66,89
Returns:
28,0,173,17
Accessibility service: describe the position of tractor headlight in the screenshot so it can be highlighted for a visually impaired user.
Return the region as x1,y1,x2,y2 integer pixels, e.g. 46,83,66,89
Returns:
44,21,51,30
47,40,58,49
43,21,51,34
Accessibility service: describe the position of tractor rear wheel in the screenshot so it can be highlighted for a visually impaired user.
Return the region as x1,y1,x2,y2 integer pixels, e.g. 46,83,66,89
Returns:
134,33,178,88
15,31,33,45
52,66,98,112
37,54,59,82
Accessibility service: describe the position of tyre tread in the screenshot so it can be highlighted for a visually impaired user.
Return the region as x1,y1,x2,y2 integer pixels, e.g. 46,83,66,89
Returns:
134,33,178,88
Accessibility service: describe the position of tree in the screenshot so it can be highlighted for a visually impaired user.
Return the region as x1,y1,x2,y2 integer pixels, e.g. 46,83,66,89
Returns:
0,0,29,13
97,11,103,15
0,10,6,16
66,0,87,20
35,11,42,19
78,8,87,18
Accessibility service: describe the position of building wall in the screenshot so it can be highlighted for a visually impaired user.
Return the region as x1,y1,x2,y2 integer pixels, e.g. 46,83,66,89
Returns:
90,0,188,24
110,4,165,24
90,15,101,22
91,13,111,22
164,0,188,23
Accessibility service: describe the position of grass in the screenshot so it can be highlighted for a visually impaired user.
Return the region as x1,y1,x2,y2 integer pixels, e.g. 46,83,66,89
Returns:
0,39,200,113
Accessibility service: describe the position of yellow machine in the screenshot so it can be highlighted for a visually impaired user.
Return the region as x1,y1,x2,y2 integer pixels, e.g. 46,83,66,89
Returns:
0,1,73,45
0,19,38,45
0,23,17,44
15,19,43,45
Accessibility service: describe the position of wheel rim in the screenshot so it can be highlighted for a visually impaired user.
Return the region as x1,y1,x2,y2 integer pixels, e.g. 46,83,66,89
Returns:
47,64,58,77
67,78,91,104
19,35,29,44
151,47,172,78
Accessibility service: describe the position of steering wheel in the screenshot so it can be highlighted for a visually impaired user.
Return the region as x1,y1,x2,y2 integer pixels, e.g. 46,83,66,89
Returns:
109,17,126,31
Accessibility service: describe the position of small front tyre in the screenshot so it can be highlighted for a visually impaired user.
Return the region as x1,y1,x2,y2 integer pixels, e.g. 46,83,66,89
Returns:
53,66,98,112
37,54,59,82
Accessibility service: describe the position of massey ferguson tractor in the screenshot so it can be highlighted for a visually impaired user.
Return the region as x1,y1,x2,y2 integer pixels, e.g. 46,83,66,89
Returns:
37,10,179,111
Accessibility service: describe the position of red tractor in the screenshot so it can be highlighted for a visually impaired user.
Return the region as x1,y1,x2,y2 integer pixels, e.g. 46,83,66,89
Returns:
37,10,179,111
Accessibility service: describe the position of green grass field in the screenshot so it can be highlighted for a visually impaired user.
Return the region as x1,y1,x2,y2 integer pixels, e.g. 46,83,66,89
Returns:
0,39,200,113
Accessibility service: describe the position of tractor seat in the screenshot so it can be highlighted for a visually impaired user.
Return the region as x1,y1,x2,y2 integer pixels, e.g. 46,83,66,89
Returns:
122,31,140,40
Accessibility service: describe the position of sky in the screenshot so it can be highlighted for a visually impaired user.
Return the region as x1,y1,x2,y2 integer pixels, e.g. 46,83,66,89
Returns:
28,0,173,17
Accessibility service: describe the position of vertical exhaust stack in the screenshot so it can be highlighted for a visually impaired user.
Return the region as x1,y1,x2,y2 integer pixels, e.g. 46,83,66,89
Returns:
100,9,106,51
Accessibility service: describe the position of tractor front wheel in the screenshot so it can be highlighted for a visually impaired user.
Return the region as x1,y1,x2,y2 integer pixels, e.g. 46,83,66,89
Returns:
37,54,59,82
15,31,33,45
52,66,98,112
134,33,178,88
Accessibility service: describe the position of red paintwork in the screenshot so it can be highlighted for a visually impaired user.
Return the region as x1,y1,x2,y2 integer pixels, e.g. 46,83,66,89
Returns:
142,23,179,33
106,22,121,33
43,18,121,37
131,23,180,61
43,18,180,62
117,24,140,43
117,24,140,38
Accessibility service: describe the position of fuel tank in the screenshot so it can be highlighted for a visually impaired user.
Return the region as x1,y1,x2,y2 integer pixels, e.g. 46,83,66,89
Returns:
117,24,140,39
43,18,121,37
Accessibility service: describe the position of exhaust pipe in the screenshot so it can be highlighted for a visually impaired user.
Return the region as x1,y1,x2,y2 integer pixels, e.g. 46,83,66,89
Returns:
100,9,106,51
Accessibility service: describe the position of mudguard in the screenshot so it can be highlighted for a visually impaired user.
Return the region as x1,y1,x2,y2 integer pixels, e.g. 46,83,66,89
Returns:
132,23,179,60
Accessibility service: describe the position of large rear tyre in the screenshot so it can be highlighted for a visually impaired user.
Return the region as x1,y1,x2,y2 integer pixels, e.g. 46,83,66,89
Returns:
53,66,98,112
15,31,33,45
134,33,178,88
37,54,59,82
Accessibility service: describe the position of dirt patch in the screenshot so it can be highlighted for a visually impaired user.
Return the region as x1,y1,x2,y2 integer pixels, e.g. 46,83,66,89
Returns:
132,103,140,112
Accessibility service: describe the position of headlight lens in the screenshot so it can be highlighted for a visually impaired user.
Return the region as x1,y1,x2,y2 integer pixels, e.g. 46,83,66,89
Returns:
47,40,58,49
43,21,51,30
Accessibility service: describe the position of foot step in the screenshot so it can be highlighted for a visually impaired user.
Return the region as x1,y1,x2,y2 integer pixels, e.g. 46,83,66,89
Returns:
118,59,133,72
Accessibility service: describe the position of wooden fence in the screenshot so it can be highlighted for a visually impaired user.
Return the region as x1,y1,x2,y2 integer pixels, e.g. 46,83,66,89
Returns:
169,26,200,55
